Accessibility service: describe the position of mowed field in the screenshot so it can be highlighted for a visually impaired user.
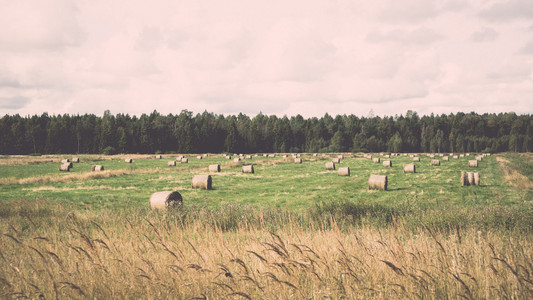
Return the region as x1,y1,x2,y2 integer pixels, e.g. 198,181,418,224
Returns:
0,152,532,299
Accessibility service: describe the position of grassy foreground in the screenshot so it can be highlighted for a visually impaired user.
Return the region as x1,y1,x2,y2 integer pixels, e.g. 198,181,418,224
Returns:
0,153,532,298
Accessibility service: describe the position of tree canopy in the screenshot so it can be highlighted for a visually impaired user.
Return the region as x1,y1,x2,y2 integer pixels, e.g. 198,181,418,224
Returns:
0,110,531,154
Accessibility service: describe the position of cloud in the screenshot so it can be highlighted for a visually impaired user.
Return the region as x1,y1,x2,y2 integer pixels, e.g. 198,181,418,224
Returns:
366,28,443,45
479,0,533,21
0,97,31,109
519,39,533,54
377,0,467,23
470,27,498,42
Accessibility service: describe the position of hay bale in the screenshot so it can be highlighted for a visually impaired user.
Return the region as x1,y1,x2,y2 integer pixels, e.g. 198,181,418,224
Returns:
338,167,350,176
225,155,232,159
72,157,80,163
473,172,480,186
325,162,336,170
413,157,420,162
403,164,416,173
466,153,470,156
242,165,254,173
476,156,483,161
149,191,183,209
203,154,209,157
155,155,162,159
429,154,435,159
176,155,184,161
443,156,449,161
209,164,220,172
181,158,188,163
460,171,469,186
431,160,440,166
168,161,176,166
372,157,380,163
338,154,344,159
192,175,212,190
460,154,464,158
453,155,458,159
196,155,203,160
368,174,387,191
59,163,70,172
246,155,253,159
467,172,474,186
468,160,478,167
383,154,390,158
439,154,444,157
92,165,104,171
294,158,303,164
332,158,341,163
233,157,241,162
61,159,70,163
268,154,276,158
382,160,392,167
125,158,132,163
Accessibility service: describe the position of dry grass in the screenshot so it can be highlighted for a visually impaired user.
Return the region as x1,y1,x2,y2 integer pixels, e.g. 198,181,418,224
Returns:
496,155,533,190
1,201,531,299
0,169,161,186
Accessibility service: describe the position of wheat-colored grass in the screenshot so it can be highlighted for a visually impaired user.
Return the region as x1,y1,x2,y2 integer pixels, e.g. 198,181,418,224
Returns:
0,200,531,299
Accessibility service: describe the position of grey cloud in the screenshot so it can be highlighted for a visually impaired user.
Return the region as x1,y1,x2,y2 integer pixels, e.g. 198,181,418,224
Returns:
0,97,31,109
366,28,443,45
479,0,533,21
470,27,498,42
520,39,533,54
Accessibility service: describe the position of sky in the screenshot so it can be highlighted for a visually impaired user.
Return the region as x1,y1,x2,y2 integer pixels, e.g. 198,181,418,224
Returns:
0,0,532,118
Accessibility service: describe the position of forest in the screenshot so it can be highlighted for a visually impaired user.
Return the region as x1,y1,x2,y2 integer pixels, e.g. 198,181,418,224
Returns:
0,110,531,155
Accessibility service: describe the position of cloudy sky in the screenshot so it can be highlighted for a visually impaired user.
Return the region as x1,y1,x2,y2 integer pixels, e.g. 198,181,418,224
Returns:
1,0,532,118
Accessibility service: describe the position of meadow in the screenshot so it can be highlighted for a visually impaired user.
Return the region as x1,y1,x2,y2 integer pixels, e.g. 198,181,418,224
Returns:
0,152,532,299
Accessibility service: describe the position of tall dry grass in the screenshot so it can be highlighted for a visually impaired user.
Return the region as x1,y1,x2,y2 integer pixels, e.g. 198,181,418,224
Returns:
1,200,532,299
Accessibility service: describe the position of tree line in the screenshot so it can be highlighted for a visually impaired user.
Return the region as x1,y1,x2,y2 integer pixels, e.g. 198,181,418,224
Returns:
0,110,531,155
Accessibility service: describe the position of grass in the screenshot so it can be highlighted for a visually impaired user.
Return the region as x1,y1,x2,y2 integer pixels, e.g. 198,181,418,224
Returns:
0,152,532,298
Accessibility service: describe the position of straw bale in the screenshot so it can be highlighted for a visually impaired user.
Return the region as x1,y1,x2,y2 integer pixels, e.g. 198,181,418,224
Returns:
443,156,449,161
242,165,254,173
382,160,392,167
325,162,336,170
149,191,183,209
92,165,104,171
413,157,420,162
467,172,474,186
59,163,70,172
192,175,212,190
181,158,188,163
155,155,162,159
460,171,469,186
338,167,350,176
431,159,440,166
125,158,132,163
294,158,303,164
332,158,341,163
234,157,241,162
168,161,176,166
368,174,387,191
209,164,220,172
468,160,478,167
72,157,80,163
372,157,380,163
473,172,480,186
403,164,416,173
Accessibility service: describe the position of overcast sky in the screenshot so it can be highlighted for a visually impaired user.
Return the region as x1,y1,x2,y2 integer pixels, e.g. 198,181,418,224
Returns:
1,0,532,118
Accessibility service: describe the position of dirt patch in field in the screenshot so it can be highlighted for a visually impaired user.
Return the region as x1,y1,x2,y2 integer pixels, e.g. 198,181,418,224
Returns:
27,185,138,192
496,155,533,190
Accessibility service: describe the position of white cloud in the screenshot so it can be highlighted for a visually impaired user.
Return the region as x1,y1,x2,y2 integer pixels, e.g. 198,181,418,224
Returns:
0,0,531,117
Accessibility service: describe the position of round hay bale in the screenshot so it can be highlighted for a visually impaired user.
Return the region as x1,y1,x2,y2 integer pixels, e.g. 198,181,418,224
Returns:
443,156,449,161
168,161,176,166
473,172,480,186
431,159,440,166
192,175,212,190
203,154,209,157
209,164,220,172
337,167,350,176
150,191,183,209
92,165,104,171
383,154,390,158
332,158,341,163
453,155,458,159
176,155,184,161
268,154,276,158
413,157,420,162
233,157,241,162
59,163,70,172
460,171,469,186
403,164,416,173
466,153,470,156
325,162,335,170
460,154,464,158
246,155,253,159
368,175,387,191
242,165,254,173
468,160,478,167
429,154,435,159
338,154,344,159
125,158,132,163
294,158,303,164
283,155,288,158
155,155,162,159
382,160,392,167
72,157,80,163
439,154,444,157
61,159,70,163
181,158,188,163
467,172,475,186
196,155,203,160
372,157,380,163
225,155,232,159
313,153,318,157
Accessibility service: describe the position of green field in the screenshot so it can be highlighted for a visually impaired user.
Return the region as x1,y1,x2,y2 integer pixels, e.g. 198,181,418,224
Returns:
1,153,532,298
